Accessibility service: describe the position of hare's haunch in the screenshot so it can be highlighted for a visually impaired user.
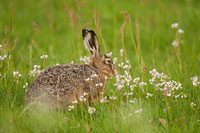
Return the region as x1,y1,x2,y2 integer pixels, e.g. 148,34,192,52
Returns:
25,29,117,107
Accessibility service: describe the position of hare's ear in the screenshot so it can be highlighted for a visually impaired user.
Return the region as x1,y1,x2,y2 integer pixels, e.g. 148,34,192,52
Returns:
82,29,100,57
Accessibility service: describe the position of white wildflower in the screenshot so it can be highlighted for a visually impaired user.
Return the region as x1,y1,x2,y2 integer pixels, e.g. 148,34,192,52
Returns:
30,65,41,77
120,49,124,56
172,40,179,47
171,23,178,29
80,56,90,64
85,78,91,82
100,96,107,103
72,100,78,104
133,77,140,83
113,57,118,64
135,109,142,114
191,76,199,86
13,71,22,78
191,102,196,108
40,55,48,59
130,99,136,103
68,105,75,111
139,82,147,87
128,92,133,96
88,107,96,114
0,44,2,48
175,95,180,99
104,75,107,80
167,93,171,97
146,93,153,98
23,82,28,88
130,84,136,91
83,92,88,96
96,83,103,87
79,96,87,102
178,29,184,34
109,96,117,100
107,52,112,57
91,74,98,78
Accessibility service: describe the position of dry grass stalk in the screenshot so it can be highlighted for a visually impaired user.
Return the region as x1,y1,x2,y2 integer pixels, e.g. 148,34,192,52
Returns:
84,23,92,29
181,115,186,127
93,10,102,35
76,0,88,13
5,25,7,35
120,11,131,49
47,13,53,31
93,10,107,53
135,19,140,51
65,7,80,32
32,22,38,33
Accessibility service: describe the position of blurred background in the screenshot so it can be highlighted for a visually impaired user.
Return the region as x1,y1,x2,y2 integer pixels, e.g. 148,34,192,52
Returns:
0,0,200,75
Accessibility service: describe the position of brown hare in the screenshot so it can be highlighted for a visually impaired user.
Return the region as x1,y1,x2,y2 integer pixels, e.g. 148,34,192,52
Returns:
25,29,117,108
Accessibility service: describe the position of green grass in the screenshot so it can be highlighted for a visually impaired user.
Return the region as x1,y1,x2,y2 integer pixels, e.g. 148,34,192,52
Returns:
0,0,200,132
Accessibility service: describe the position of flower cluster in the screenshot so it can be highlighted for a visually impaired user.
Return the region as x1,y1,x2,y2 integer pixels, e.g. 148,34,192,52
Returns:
80,56,90,64
191,76,200,86
114,59,132,90
72,99,78,104
30,65,41,77
120,49,124,56
40,55,48,59
149,69,187,99
85,74,99,83
23,82,28,88
0,55,9,61
135,109,142,114
79,92,88,102
13,71,22,78
109,96,117,100
118,60,131,70
171,22,184,48
68,105,75,111
130,98,136,103
79,95,87,102
113,57,118,64
146,93,153,98
171,23,178,28
106,52,112,57
191,102,196,108
96,83,103,87
100,96,107,103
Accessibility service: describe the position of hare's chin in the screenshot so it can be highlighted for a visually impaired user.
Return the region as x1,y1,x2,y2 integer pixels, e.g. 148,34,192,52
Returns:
112,69,117,77
106,70,117,77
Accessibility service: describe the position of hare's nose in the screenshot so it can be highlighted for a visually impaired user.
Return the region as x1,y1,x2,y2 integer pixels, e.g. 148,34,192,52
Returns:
82,29,88,39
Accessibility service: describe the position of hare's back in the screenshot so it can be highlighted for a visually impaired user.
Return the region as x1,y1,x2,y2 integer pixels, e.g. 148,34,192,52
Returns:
25,64,99,105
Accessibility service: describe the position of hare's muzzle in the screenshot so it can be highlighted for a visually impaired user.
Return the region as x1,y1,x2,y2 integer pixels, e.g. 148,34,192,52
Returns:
82,29,88,39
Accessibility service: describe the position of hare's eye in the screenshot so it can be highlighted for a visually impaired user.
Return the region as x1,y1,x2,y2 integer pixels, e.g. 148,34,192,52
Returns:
106,60,112,64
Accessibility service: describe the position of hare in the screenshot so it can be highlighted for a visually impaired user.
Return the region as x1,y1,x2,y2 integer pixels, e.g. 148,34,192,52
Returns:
25,28,117,108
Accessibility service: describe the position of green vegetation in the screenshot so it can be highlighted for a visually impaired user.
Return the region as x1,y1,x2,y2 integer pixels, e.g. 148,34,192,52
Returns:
0,0,200,132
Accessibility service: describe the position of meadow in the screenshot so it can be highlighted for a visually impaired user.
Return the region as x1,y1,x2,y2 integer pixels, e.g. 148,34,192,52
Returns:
0,0,200,132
